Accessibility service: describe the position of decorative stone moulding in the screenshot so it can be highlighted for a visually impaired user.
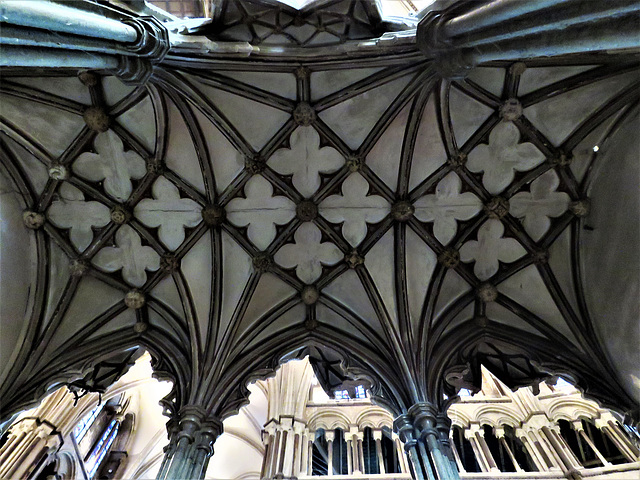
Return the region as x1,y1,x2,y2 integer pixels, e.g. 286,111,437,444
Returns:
83,107,111,133
549,153,573,167
226,175,296,249
293,102,316,126
296,200,318,222
134,177,202,251
244,155,265,174
110,205,131,225
269,127,343,198
344,250,365,269
253,253,273,272
346,155,363,172
125,290,145,309
484,196,510,219
48,164,68,181
476,283,498,303
201,205,226,226
438,248,460,268
146,158,164,175
160,254,179,272
320,173,389,247
500,99,523,122
23,211,44,229
274,223,342,283
133,321,148,333
74,131,146,202
391,201,415,221
448,152,467,169
93,225,160,286
69,260,88,277
569,199,590,217
533,249,549,265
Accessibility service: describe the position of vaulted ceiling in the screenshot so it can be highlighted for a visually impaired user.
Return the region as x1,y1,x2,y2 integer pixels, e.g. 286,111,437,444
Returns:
0,0,638,424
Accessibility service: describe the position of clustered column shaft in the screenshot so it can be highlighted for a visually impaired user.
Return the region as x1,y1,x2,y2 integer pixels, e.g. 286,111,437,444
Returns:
156,406,222,480
395,403,461,480
0,0,170,84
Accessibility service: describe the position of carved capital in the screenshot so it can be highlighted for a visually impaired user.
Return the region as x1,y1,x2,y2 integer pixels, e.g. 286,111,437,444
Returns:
121,16,170,61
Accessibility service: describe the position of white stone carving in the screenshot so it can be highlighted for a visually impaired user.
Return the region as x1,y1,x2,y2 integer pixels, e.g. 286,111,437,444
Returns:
459,219,526,280
509,170,571,241
47,183,111,252
466,121,545,195
319,173,389,247
274,222,342,283
93,225,160,287
414,172,483,245
268,127,344,198
73,130,147,202
134,176,202,251
227,175,296,250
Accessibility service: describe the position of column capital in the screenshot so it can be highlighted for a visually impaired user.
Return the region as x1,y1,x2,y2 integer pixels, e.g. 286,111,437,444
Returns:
409,402,439,439
393,414,418,449
120,16,170,60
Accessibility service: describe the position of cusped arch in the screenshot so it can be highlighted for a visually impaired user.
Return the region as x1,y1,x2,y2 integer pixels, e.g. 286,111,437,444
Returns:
447,408,473,429
308,409,352,432
355,407,394,430
546,397,601,424
472,404,521,429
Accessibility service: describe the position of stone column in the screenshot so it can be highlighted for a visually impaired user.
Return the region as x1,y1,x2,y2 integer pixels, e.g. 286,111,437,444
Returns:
394,413,435,480
325,430,334,475
373,430,386,474
495,428,522,472
449,438,465,473
0,387,75,480
0,418,63,480
156,406,222,480
437,413,460,476
299,430,309,475
407,403,461,479
601,420,640,461
395,435,411,474
350,427,363,474
306,433,315,475
517,428,547,472
465,429,489,472
571,422,610,467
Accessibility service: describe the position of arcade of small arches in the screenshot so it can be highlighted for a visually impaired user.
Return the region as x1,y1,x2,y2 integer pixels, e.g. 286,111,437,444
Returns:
0,0,639,479
2,355,640,480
